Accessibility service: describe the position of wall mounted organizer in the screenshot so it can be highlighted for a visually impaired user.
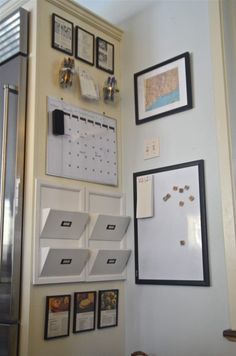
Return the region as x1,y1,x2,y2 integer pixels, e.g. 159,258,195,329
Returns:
40,209,89,240
40,247,90,277
33,180,131,284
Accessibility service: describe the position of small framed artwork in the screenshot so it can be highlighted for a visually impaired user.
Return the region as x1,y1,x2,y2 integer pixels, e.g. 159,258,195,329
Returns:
52,13,73,55
134,52,192,125
133,160,209,286
73,291,96,333
98,289,119,329
96,37,114,74
75,26,94,65
44,295,71,340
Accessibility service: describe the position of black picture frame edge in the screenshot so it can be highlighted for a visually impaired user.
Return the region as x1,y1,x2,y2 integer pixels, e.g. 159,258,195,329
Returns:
134,51,193,125
73,291,97,334
96,36,114,74
51,13,74,56
133,159,210,287
75,26,95,66
97,289,119,329
44,294,71,340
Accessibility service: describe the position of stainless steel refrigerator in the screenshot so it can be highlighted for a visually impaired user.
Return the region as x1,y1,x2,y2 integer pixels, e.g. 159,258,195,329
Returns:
0,8,28,356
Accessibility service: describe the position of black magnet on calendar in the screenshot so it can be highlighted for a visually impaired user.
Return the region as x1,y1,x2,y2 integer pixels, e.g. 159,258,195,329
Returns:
52,109,64,135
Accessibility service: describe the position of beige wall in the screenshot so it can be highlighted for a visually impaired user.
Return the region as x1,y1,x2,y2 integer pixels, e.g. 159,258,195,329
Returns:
2,0,126,355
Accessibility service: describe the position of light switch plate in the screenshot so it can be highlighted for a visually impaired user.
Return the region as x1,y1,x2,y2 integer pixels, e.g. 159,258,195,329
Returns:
144,138,160,159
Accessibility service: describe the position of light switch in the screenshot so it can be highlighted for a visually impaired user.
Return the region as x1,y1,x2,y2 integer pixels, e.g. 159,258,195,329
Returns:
144,138,160,159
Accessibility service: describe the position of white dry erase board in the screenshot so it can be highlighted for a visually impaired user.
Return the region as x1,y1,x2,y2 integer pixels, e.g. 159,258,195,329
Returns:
133,160,209,286
47,97,118,185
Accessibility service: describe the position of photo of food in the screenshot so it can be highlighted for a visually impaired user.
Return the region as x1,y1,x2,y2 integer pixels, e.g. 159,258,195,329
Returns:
100,290,118,311
98,289,119,329
76,292,95,313
73,291,96,333
48,295,70,313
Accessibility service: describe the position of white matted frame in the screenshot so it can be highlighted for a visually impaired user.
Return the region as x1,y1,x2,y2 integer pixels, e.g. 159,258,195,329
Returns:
133,160,209,286
33,179,86,285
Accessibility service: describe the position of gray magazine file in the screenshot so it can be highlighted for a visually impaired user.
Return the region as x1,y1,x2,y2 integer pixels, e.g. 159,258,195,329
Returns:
40,208,89,239
88,249,131,276
89,214,131,241
40,247,90,277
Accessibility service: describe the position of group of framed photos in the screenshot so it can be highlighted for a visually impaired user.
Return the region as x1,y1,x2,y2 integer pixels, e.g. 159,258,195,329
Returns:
44,289,119,340
52,13,114,74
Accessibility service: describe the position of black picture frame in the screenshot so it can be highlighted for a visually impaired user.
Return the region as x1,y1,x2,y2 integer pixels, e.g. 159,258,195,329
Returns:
52,13,73,55
133,160,209,286
98,289,119,329
134,52,192,125
73,291,96,333
96,37,114,74
75,26,94,66
44,294,71,340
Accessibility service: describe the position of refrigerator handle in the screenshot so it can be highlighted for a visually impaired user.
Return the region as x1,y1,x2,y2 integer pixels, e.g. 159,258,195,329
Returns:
0,85,18,266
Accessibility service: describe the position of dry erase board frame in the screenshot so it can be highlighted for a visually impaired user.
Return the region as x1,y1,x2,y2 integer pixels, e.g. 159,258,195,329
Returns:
133,160,209,286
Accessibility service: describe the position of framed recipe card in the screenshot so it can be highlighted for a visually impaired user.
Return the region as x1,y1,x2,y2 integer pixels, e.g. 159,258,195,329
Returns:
44,295,71,340
98,289,119,329
75,26,94,65
96,37,114,74
52,13,73,55
73,291,96,333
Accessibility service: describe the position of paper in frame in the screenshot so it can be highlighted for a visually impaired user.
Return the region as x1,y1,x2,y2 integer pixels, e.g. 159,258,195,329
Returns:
96,37,114,74
75,26,94,66
52,13,73,55
98,289,119,329
133,160,209,286
134,52,192,125
44,294,71,340
73,291,96,333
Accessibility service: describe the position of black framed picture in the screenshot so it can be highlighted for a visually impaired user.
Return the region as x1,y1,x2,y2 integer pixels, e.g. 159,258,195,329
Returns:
44,294,71,340
96,37,114,74
75,26,94,65
52,13,73,55
134,52,192,125
73,291,96,333
133,160,209,286
98,289,119,329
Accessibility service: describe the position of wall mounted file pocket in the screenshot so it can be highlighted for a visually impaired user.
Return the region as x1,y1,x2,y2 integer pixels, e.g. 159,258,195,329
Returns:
40,247,90,277
87,249,131,276
89,214,131,241
40,209,89,239
34,180,131,284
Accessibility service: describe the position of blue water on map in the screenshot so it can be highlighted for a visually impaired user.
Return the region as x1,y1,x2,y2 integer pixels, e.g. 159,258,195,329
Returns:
146,89,180,112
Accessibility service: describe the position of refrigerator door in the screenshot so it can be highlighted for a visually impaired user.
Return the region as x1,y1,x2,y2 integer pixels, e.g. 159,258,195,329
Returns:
0,8,28,356
0,57,25,323
0,323,18,356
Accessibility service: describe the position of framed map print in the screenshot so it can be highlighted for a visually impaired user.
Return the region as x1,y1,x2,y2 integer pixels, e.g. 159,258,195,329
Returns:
134,52,192,125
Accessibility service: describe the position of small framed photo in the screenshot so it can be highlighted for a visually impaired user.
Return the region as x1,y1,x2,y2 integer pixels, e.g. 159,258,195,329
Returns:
134,52,192,125
44,295,71,340
75,26,94,65
73,291,96,333
52,13,73,55
96,37,114,74
98,289,118,329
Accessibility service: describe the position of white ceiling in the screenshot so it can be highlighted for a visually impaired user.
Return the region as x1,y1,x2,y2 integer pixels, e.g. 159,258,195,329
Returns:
0,0,156,25
74,0,156,25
